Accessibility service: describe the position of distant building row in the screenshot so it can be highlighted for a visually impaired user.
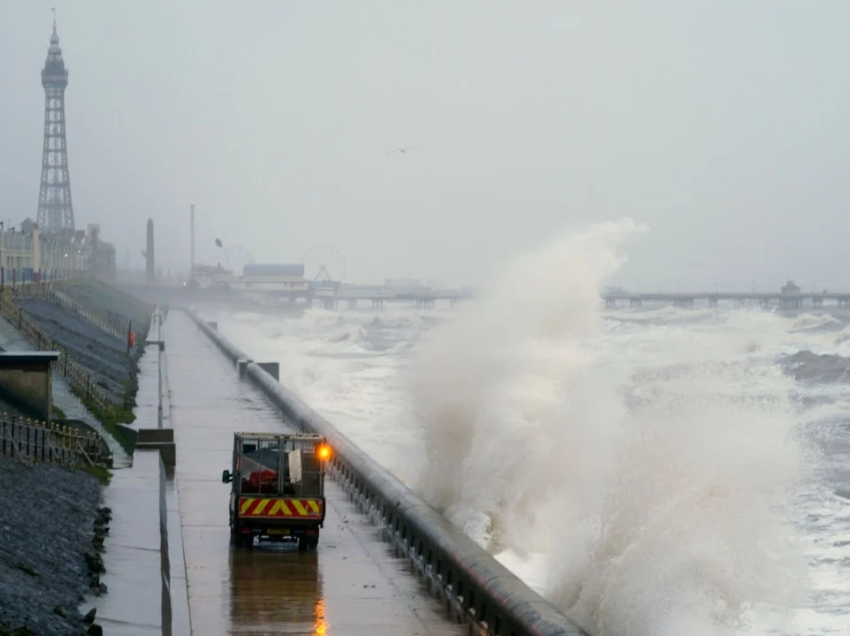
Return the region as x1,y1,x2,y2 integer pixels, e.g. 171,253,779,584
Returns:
0,218,116,283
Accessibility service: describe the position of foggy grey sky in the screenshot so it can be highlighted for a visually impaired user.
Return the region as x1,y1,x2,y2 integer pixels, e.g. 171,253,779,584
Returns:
1,1,849,290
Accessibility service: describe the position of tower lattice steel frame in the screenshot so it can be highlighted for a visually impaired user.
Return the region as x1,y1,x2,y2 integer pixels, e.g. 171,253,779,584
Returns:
36,17,75,232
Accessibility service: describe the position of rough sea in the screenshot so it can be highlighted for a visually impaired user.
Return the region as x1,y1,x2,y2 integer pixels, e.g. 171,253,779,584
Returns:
205,220,850,636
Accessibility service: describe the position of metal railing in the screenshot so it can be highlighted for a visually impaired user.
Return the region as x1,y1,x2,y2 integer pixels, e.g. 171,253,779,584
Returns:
43,287,128,341
0,413,107,467
5,281,131,342
0,288,112,413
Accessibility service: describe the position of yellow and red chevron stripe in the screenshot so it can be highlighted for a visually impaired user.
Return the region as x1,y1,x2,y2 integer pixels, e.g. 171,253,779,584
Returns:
239,497,323,518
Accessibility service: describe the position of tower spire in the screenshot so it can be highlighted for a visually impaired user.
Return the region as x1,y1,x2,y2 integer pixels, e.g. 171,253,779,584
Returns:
36,12,75,233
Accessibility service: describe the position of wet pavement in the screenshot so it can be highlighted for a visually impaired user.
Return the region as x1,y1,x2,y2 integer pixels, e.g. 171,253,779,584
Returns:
166,311,464,636
85,317,190,635
86,449,162,635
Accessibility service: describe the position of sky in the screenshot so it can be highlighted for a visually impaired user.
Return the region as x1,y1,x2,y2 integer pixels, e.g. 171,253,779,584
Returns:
0,1,848,290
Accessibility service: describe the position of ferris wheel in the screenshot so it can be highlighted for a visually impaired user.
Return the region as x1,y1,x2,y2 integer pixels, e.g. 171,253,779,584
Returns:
301,245,347,282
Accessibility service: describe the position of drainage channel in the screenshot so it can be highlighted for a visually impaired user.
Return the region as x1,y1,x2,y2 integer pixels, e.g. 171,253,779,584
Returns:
165,310,464,635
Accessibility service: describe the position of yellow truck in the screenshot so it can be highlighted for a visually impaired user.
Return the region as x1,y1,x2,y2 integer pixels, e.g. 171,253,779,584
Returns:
222,432,330,550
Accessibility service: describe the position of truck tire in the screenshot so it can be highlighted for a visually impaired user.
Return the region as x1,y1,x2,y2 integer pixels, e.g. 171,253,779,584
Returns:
301,533,319,551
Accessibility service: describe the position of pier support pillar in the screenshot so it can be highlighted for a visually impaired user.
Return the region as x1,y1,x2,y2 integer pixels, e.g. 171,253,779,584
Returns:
673,298,695,309
780,297,802,310
416,298,434,310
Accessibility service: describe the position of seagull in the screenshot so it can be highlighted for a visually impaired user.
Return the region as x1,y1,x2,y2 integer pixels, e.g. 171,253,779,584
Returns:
387,147,413,155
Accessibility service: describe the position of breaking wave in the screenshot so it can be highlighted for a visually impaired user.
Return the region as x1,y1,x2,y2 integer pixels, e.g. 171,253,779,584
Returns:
789,314,842,333
409,219,810,635
783,351,850,385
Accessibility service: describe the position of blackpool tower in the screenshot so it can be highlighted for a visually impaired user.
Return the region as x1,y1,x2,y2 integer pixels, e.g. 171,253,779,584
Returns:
36,14,75,232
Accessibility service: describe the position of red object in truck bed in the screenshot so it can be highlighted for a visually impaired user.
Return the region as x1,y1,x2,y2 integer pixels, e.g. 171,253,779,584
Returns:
239,469,280,494
249,469,278,488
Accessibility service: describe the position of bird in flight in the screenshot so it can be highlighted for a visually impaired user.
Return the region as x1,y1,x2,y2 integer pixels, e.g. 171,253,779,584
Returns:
387,147,413,155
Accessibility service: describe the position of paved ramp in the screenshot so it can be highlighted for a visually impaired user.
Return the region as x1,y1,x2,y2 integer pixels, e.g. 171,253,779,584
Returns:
166,311,463,635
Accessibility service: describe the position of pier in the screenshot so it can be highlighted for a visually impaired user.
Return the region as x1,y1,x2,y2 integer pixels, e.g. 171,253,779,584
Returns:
602,281,849,310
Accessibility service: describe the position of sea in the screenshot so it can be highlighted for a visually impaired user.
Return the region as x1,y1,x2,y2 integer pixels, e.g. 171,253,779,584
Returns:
204,219,850,636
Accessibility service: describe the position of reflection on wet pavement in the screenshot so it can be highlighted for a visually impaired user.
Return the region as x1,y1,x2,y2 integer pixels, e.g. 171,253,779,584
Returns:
228,549,322,633
166,312,464,635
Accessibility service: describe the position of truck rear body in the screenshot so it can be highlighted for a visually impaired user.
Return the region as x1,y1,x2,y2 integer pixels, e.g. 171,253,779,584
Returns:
223,432,329,549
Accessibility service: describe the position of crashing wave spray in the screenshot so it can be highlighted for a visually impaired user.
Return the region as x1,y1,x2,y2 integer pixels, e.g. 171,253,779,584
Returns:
409,219,808,635
411,219,642,521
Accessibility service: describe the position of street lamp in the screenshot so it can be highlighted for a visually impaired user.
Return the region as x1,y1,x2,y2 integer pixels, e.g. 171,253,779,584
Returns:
215,238,232,271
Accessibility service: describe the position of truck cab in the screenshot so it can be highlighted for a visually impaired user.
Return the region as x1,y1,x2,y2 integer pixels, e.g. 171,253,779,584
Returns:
222,432,330,550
